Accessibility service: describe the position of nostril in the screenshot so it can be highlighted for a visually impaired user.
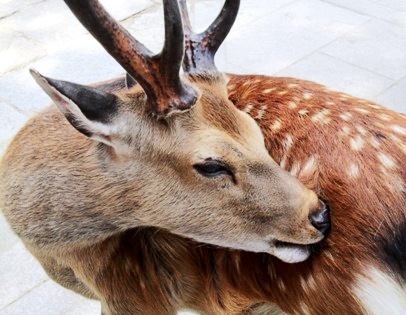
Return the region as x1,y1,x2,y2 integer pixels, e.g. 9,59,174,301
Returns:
309,200,331,236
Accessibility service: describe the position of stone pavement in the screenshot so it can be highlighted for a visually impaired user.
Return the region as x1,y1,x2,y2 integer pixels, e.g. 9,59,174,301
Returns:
0,0,405,314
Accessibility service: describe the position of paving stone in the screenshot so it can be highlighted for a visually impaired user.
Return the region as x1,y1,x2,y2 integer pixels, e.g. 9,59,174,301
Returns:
0,34,124,115
276,52,395,100
0,280,100,315
0,101,28,141
0,242,48,309
0,0,44,19
374,78,406,114
0,214,19,255
372,0,406,12
1,0,87,52
322,0,406,26
223,0,370,75
0,101,28,152
180,0,296,33
1,0,154,54
124,0,299,56
0,67,52,116
321,19,406,81
101,0,155,21
0,27,45,75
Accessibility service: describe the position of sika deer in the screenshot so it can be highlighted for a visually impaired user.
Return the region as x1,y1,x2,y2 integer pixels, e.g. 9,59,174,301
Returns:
2,0,405,314
183,1,406,313
0,0,330,314
56,0,406,313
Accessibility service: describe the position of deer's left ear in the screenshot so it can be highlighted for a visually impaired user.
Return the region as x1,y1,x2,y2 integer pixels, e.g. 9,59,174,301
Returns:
30,69,119,146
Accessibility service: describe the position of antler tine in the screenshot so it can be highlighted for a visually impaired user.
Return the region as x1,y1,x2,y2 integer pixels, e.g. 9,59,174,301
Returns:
63,0,197,116
178,0,192,33
160,0,187,82
179,0,240,74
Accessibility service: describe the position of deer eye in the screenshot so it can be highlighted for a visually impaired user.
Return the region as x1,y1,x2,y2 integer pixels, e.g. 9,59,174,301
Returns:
193,160,233,178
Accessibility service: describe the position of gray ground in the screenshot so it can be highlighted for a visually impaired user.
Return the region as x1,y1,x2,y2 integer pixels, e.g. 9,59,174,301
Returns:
0,0,405,313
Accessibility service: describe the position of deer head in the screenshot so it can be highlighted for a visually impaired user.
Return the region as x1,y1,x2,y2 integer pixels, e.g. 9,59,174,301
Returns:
27,0,329,263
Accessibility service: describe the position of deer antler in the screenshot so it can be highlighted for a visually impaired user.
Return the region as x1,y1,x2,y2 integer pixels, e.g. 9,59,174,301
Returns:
63,0,198,116
179,0,240,75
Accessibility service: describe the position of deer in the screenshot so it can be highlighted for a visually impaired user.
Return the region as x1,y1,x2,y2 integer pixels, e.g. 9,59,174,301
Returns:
0,0,330,314
0,0,405,314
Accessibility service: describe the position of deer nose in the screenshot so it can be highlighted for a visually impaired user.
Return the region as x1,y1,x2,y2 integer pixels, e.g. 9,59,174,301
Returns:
309,200,331,236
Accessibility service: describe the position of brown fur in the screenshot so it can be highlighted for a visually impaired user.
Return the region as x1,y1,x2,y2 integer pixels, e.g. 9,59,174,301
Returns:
2,72,405,314
1,0,405,312
0,67,330,315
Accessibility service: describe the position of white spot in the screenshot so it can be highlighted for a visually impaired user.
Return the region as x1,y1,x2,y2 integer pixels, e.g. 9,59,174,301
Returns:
379,114,391,121
350,135,364,151
243,103,254,113
389,135,406,154
288,101,297,109
374,121,386,129
303,92,313,100
399,143,406,155
255,105,267,120
307,274,316,291
382,171,404,193
378,153,396,169
298,109,309,117
263,88,276,94
278,90,288,96
355,125,367,135
339,112,353,121
354,108,370,114
325,252,337,265
326,101,335,106
288,83,299,88
368,104,381,109
267,263,275,278
283,134,293,150
311,109,331,124
370,137,381,149
348,163,360,178
290,162,301,177
391,125,406,136
353,266,406,315
341,126,350,135
300,302,311,315
301,155,318,176
389,134,401,144
280,155,287,170
279,280,286,291
270,119,282,132
300,277,308,291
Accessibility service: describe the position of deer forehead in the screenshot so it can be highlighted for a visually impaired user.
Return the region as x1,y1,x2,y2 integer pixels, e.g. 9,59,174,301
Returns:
179,95,269,161
116,81,268,164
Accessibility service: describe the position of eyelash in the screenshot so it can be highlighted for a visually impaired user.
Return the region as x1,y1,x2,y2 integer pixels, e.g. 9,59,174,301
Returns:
193,160,233,178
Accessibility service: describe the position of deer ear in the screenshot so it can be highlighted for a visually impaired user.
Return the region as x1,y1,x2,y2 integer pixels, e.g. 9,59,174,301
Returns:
30,69,118,146
125,73,137,89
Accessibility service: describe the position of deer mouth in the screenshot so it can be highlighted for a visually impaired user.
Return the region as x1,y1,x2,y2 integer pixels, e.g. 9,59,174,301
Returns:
270,240,312,263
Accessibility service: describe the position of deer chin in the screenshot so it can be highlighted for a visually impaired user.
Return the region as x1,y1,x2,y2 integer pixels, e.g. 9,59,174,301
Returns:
270,241,312,263
187,235,315,264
